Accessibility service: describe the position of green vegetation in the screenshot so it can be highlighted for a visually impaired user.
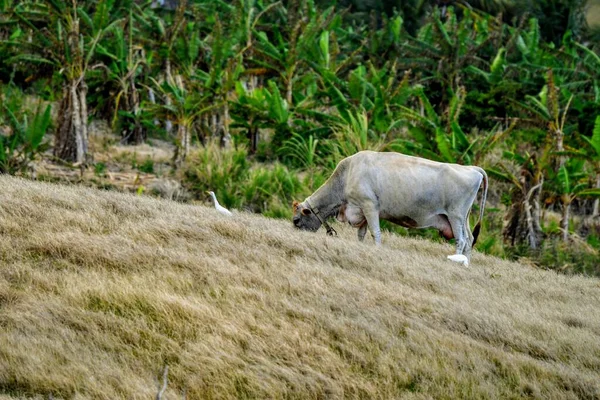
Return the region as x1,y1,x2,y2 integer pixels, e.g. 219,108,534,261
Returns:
1,0,600,274
0,86,52,174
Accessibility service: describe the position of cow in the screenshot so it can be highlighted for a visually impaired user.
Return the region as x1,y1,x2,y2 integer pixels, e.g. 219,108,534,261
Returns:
292,151,488,263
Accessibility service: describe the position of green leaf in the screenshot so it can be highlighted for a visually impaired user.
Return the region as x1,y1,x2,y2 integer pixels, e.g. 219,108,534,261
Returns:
523,96,551,121
558,165,570,194
435,127,453,162
489,165,521,188
255,31,282,62
46,0,65,13
433,13,452,48
413,88,439,125
391,15,403,43
9,28,22,40
448,87,465,123
407,126,429,146
516,34,528,56
450,120,469,149
574,42,600,67
152,16,165,37
93,0,116,31
348,66,366,106
266,80,288,124
280,132,319,169
489,47,506,83
5,54,54,66
25,104,51,150
319,30,330,69
465,65,490,82
77,8,94,32
399,106,437,130
325,81,350,122
527,18,540,55
587,115,600,157
577,188,600,198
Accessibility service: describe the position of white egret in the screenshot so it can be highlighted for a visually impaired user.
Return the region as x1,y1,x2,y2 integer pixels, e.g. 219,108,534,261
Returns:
207,191,233,216
447,254,469,267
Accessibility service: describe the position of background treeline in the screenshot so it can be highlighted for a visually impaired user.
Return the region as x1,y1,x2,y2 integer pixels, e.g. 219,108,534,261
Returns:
1,0,600,275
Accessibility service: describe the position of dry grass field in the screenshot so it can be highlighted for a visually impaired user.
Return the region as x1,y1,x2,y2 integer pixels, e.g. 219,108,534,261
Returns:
1,176,600,399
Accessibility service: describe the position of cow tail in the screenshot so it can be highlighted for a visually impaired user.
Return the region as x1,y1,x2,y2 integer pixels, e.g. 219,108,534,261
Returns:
472,167,488,246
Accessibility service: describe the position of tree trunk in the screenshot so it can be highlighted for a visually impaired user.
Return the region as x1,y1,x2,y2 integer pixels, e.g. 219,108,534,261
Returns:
503,156,544,251
286,78,292,106
79,81,89,157
211,112,220,142
525,181,543,249
561,197,571,242
54,77,89,164
148,88,160,126
554,126,566,172
173,123,190,166
221,102,231,148
164,60,173,136
593,173,600,218
533,175,544,233
252,127,258,153
246,126,259,154
121,75,145,145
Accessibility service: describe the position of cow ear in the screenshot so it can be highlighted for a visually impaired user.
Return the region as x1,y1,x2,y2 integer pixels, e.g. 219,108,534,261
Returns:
292,200,299,209
301,208,312,216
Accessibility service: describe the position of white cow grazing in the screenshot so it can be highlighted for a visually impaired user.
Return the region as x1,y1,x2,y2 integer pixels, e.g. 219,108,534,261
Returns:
292,151,488,263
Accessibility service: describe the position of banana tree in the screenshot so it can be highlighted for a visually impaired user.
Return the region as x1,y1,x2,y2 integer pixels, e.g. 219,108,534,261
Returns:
93,8,148,144
489,150,545,250
195,15,245,147
328,109,395,159
560,116,600,218
517,70,578,235
555,159,597,241
400,7,501,97
230,79,292,153
148,74,218,166
135,0,188,136
399,84,511,164
252,1,339,105
3,0,119,163
583,117,600,217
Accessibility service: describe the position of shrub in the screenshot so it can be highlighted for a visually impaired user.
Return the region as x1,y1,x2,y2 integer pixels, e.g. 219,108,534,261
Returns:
242,164,305,217
538,239,600,276
181,144,250,208
94,162,107,177
0,86,51,175
138,158,155,174
182,145,310,216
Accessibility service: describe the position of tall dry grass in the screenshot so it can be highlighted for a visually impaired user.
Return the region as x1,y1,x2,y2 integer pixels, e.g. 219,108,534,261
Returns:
0,175,599,399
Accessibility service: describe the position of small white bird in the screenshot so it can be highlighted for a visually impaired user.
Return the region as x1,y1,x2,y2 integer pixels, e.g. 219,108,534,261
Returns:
207,191,233,216
447,254,469,267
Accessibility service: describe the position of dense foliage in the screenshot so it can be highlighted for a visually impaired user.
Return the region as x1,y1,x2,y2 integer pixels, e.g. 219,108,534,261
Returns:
1,0,600,274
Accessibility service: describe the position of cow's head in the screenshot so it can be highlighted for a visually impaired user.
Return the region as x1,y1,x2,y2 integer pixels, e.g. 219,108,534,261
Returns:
292,200,321,232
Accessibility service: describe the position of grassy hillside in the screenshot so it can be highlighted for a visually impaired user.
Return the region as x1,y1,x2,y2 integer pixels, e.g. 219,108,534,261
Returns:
0,177,599,399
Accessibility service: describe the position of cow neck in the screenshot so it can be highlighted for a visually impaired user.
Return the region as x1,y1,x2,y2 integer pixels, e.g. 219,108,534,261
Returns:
305,166,346,220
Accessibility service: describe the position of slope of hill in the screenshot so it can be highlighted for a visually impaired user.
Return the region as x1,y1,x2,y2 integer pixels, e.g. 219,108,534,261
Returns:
0,176,599,399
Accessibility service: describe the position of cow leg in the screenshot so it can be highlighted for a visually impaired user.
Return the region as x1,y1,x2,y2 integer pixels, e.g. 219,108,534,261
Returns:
363,206,382,245
357,222,367,241
448,216,467,255
462,215,474,260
